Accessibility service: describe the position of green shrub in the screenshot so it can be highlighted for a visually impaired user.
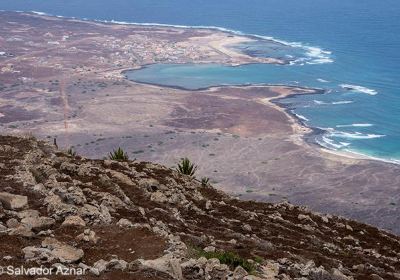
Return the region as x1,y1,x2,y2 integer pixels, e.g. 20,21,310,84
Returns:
177,157,197,177
201,177,210,187
109,147,129,161
67,147,76,156
194,248,256,273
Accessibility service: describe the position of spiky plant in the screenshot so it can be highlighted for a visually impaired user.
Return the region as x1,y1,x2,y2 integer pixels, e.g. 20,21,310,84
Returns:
67,147,76,156
201,177,210,187
177,157,197,177
109,147,129,161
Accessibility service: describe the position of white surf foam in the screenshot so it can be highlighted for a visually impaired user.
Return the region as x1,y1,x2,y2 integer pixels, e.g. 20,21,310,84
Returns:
317,78,330,83
292,112,309,122
339,84,378,95
328,130,385,139
331,100,354,105
319,136,352,149
30,11,47,16
313,100,354,105
336,123,374,128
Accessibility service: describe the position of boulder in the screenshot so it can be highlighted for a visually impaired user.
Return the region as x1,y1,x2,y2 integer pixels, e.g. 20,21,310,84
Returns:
76,229,99,244
242,224,252,232
17,209,40,219
9,225,34,238
140,254,183,279
108,258,128,271
44,194,78,219
42,238,84,263
204,246,216,253
150,191,168,203
233,266,248,279
21,216,55,231
93,259,108,273
0,223,7,232
62,215,86,227
117,218,134,228
0,192,28,210
6,218,20,228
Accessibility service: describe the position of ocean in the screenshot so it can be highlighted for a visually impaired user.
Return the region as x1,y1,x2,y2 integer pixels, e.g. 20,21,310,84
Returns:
1,0,400,162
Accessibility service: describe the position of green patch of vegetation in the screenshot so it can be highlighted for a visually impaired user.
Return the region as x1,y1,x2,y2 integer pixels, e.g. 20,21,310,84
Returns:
253,256,264,264
177,157,197,177
192,248,256,273
67,147,77,156
246,189,253,193
201,177,210,187
109,147,129,161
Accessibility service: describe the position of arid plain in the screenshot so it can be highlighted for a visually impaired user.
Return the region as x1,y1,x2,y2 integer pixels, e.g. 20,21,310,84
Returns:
1,12,400,233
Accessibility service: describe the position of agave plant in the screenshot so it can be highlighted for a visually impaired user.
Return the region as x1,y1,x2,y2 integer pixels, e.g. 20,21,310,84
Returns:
201,177,210,187
67,147,77,156
109,147,129,161
177,157,197,177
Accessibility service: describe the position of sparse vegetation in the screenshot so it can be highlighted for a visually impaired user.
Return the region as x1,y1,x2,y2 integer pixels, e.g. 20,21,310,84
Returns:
193,248,256,273
201,177,210,187
177,157,197,177
67,147,77,156
109,147,129,161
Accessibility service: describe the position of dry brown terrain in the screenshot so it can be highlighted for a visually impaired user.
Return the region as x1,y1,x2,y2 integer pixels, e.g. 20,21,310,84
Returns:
0,12,400,237
0,135,400,280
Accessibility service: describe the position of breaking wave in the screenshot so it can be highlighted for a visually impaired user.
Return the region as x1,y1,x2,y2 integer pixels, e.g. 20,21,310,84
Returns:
336,123,374,128
327,129,385,140
339,84,378,95
313,100,354,105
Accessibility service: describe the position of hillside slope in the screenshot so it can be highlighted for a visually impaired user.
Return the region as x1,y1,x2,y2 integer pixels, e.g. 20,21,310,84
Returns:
0,135,399,280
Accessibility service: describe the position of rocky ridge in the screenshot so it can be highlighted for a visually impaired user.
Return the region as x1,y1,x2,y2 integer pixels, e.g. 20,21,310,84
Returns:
0,135,399,280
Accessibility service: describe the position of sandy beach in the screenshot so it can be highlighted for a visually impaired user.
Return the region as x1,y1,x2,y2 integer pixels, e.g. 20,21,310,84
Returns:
1,11,400,234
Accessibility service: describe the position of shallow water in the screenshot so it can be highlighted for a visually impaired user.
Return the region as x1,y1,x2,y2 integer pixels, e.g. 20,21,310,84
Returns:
1,0,400,161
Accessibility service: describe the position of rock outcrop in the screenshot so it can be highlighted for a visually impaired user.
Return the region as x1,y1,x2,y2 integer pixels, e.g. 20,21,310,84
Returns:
0,135,399,280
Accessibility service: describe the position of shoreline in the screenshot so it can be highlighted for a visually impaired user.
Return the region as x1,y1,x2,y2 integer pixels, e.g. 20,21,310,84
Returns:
124,66,399,166
1,10,396,166
2,10,400,233
15,10,328,65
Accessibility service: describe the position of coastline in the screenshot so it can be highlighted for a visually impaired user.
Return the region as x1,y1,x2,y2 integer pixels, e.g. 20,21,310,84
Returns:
2,10,400,233
3,9,393,165
124,65,396,166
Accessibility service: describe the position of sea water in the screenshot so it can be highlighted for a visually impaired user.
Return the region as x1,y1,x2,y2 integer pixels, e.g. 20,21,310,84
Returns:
1,0,399,162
